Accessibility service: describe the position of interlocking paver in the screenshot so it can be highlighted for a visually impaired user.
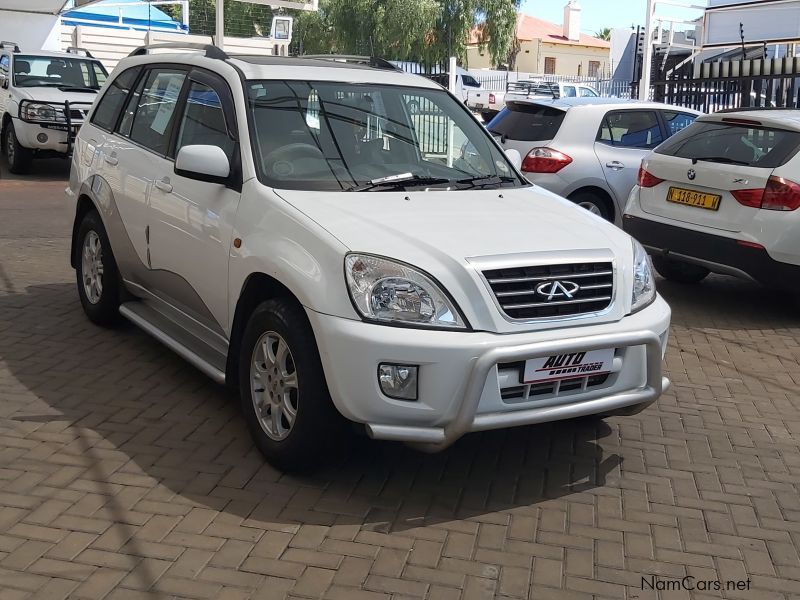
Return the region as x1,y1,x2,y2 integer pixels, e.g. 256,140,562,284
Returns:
3,166,800,599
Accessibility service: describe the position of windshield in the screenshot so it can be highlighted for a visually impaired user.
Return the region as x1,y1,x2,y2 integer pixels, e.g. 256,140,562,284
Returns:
12,55,108,90
246,80,524,191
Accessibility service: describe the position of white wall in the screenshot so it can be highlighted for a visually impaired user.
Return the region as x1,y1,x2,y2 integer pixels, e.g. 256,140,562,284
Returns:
0,12,62,51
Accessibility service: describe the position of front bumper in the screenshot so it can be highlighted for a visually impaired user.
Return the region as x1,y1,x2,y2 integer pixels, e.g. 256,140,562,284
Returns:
623,214,800,292
307,296,671,450
12,117,77,154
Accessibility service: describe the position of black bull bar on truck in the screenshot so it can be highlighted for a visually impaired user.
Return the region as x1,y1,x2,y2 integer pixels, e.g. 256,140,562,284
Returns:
18,99,94,156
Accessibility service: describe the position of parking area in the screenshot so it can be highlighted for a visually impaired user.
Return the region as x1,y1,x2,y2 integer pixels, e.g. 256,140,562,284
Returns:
1,164,800,600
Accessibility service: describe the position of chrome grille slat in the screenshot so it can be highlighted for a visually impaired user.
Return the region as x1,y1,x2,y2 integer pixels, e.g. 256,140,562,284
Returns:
483,261,614,320
487,270,613,284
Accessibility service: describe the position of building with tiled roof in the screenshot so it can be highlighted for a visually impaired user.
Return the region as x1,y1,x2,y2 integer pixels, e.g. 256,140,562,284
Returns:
467,1,611,77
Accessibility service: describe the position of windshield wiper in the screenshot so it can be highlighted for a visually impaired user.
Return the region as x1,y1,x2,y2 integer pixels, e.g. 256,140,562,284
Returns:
691,156,750,166
348,173,451,192
456,174,517,189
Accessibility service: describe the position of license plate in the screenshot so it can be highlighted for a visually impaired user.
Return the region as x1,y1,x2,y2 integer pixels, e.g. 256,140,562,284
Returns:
523,348,614,384
667,187,721,211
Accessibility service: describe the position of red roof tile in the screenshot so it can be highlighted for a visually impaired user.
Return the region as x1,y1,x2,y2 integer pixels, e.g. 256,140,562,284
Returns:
469,13,610,49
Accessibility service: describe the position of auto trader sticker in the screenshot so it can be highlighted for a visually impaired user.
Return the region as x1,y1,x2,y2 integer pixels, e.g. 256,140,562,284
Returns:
523,348,614,383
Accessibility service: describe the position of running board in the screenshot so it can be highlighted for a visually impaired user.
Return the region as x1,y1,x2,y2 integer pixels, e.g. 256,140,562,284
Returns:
119,302,227,384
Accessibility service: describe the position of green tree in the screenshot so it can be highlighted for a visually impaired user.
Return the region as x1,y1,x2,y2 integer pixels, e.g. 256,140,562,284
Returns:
595,27,611,41
186,0,274,38
292,0,520,67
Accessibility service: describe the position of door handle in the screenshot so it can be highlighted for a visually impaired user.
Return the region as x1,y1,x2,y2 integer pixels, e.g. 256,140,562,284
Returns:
605,161,624,170
154,177,173,193
104,152,118,166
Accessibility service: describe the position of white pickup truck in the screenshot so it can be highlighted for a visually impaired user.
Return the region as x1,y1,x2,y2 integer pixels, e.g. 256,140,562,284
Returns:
0,42,107,173
470,80,602,121
466,88,505,120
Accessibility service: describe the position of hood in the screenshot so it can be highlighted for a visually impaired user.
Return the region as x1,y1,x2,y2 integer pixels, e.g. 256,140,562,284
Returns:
14,87,97,110
275,184,637,332
275,185,633,262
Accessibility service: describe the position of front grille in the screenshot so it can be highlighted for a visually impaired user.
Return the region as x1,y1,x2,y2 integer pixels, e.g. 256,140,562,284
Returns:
483,262,614,320
497,359,612,403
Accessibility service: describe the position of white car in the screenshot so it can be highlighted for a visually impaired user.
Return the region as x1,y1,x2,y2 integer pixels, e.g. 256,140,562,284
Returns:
624,110,800,288
67,46,671,470
0,42,108,173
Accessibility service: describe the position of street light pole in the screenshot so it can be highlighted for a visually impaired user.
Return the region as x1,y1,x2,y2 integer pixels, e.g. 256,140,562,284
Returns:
638,0,654,99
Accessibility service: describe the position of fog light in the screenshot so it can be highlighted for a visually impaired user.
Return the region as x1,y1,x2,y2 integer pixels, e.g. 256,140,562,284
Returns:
378,363,418,400
37,133,48,143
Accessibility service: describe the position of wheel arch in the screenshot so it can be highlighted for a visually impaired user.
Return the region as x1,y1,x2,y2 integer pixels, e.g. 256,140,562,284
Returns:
70,193,102,269
225,272,308,389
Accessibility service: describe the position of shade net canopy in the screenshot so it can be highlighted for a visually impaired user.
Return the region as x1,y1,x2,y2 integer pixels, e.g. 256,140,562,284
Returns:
0,0,105,14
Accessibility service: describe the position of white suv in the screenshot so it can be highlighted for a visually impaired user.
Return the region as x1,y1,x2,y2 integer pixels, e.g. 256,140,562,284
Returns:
0,42,108,173
67,45,671,470
624,110,800,289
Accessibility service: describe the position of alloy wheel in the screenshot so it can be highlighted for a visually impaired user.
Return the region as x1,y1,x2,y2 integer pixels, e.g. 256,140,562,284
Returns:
250,331,299,441
81,230,104,304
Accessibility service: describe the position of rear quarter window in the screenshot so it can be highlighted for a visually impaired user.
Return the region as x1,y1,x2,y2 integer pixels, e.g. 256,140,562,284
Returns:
655,120,800,168
487,103,566,141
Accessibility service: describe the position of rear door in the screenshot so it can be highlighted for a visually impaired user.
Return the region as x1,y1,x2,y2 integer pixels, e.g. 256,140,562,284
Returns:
638,119,800,232
594,109,664,205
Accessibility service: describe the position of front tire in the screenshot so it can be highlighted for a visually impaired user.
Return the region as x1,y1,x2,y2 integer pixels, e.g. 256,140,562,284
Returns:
238,299,347,472
652,256,709,284
76,210,122,326
4,121,33,175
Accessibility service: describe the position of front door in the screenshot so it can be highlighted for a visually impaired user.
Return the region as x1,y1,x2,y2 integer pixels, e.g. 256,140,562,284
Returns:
148,69,241,335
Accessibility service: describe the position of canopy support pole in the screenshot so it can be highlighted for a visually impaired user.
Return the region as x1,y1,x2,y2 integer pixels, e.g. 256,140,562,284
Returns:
216,0,224,49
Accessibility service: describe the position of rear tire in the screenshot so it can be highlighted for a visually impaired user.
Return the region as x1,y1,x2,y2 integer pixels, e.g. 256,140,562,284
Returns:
4,121,33,175
652,256,710,284
238,299,347,472
76,210,122,326
569,190,613,221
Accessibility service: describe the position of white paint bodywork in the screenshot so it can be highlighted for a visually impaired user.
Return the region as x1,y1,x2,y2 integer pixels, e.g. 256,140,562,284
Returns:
67,52,672,445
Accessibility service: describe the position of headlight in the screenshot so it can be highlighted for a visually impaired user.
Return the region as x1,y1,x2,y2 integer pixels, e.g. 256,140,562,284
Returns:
631,239,656,313
345,253,467,329
20,102,65,123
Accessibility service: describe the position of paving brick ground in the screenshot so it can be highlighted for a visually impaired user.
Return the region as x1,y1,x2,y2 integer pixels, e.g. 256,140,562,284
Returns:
1,162,800,599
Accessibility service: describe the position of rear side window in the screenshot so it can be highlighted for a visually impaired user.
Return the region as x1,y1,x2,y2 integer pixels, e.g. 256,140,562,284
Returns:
487,103,566,141
126,69,187,155
91,67,140,131
597,110,663,148
662,111,696,137
655,120,800,168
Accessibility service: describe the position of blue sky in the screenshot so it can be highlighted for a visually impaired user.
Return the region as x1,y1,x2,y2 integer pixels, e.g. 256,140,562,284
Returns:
519,0,705,36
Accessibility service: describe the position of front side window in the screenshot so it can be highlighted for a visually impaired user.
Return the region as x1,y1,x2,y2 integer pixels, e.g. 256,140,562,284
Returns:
92,66,141,131
246,80,523,191
0,55,9,76
12,55,108,90
175,81,235,159
579,87,598,97
126,69,186,155
655,120,800,168
597,110,663,148
562,85,576,98
461,75,481,88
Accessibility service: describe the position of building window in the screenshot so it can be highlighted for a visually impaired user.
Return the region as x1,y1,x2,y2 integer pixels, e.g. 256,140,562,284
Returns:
544,57,556,74
588,61,601,77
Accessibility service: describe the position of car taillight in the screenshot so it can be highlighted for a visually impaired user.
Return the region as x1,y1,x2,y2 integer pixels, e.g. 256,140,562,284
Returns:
521,147,572,173
731,188,764,208
762,176,800,211
731,176,800,211
488,93,496,104
637,166,664,188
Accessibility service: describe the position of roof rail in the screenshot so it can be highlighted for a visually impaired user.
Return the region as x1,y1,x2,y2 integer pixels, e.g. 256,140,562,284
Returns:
128,43,229,60
0,41,21,53
302,54,401,71
66,46,95,58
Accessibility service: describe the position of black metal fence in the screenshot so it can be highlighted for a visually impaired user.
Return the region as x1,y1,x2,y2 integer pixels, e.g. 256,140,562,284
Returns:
653,57,800,113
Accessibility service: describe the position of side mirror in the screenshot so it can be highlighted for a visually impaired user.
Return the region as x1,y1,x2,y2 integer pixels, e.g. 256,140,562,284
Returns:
175,145,230,183
505,148,522,171
0,74,7,89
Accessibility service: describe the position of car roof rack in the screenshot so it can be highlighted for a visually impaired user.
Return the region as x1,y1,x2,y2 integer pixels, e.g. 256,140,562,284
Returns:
128,43,229,60
66,46,95,58
0,41,21,53
302,54,401,71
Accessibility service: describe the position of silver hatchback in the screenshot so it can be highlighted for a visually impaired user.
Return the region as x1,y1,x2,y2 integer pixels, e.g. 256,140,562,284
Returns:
488,98,700,224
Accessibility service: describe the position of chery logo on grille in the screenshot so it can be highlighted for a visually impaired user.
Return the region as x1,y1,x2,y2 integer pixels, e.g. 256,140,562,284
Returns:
535,280,580,300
